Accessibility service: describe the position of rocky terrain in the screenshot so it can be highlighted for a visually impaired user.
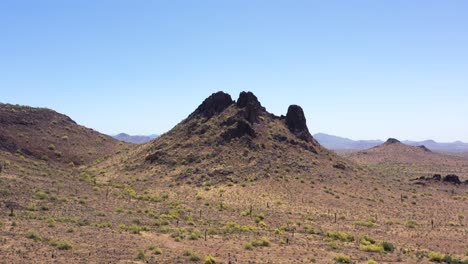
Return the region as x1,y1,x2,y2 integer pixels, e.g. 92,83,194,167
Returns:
0,93,467,264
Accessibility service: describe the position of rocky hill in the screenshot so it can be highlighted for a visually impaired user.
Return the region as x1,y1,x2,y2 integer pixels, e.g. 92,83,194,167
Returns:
97,91,352,186
0,103,128,165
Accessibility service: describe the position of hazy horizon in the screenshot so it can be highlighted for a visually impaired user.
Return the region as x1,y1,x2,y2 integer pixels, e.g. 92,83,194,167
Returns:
2,1,468,141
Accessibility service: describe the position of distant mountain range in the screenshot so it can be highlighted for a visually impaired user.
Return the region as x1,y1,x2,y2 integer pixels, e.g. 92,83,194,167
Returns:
112,133,159,144
313,133,468,152
112,131,468,152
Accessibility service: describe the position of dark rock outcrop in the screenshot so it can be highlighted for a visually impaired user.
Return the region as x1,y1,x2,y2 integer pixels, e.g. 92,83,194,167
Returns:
221,119,256,142
412,174,465,186
431,174,442,181
418,145,431,152
443,174,461,184
236,91,264,124
384,138,400,145
333,163,346,170
286,105,313,142
191,92,234,120
145,151,167,164
0,134,17,153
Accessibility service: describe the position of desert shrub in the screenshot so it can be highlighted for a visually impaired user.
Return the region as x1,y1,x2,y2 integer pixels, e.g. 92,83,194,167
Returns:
119,224,150,234
26,203,38,211
355,219,376,227
303,225,317,234
153,219,170,227
405,220,417,228
205,255,216,264
334,254,351,263
382,241,395,252
428,252,444,262
57,242,73,250
329,241,340,249
244,242,253,250
188,229,203,240
360,235,376,245
26,230,42,241
361,244,384,253
34,190,49,200
49,239,73,250
92,222,112,228
326,231,354,242
250,237,271,247
136,249,146,260
359,236,394,253
184,250,201,261
367,260,378,264
154,247,163,255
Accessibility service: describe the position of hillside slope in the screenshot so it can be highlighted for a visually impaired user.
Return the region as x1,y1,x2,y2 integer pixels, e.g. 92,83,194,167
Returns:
0,103,128,165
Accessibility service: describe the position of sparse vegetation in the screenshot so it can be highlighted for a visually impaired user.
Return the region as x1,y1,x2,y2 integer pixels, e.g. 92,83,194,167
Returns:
326,231,354,242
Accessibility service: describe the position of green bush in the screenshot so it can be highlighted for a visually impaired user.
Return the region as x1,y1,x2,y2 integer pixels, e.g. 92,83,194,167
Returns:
154,248,163,255
26,230,42,242
184,250,201,261
382,241,395,252
428,252,444,262
334,254,351,263
250,237,270,247
205,255,216,264
57,242,73,250
49,239,73,250
405,220,418,228
136,249,146,260
326,231,354,242
244,243,253,250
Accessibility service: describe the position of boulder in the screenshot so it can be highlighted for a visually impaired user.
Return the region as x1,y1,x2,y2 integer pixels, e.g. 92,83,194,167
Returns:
443,174,461,184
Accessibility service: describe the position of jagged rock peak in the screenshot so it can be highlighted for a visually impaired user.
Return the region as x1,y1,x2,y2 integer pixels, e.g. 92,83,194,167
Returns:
237,91,262,109
191,91,234,119
385,138,400,145
286,105,313,142
236,91,265,124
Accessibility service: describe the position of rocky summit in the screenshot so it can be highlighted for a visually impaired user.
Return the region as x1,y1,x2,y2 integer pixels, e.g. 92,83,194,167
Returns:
384,138,401,145
103,91,345,186
189,91,234,120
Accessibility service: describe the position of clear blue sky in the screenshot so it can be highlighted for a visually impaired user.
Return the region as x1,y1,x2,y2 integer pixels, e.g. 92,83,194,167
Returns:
1,0,467,142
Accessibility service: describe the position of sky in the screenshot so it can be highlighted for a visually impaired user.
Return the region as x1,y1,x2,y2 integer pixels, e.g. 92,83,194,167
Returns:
1,0,468,142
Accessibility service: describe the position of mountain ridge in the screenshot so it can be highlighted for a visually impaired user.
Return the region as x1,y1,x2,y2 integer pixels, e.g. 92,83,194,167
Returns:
314,132,468,152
